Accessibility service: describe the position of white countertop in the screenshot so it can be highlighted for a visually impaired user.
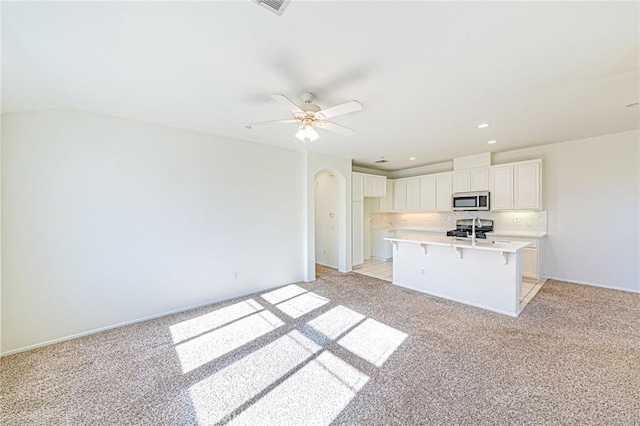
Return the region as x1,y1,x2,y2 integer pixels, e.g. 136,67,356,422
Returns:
375,228,547,239
487,230,548,238
384,234,532,253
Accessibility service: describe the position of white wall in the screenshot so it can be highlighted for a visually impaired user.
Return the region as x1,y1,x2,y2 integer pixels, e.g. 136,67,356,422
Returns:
314,171,339,268
1,109,307,354
492,130,639,292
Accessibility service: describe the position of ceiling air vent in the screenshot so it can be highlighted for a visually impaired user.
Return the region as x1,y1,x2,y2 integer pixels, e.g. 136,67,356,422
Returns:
374,158,390,164
252,0,291,16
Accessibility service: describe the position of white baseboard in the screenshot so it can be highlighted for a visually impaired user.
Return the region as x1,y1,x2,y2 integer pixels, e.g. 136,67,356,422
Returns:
371,256,392,262
1,285,286,358
544,276,640,294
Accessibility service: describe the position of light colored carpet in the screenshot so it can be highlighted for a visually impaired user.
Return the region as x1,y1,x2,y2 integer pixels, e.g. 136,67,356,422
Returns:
2,266,639,425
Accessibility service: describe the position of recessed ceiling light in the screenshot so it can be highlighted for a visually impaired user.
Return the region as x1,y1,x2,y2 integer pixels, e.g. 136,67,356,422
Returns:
409,157,416,160
477,123,490,129
487,140,497,144
626,102,639,108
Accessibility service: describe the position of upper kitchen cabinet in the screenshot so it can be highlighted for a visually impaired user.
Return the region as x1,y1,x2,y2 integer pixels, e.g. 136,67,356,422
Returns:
454,168,489,192
419,175,436,211
489,165,514,210
490,160,541,210
393,180,407,212
514,160,541,210
353,172,386,199
406,178,421,211
419,172,452,212
364,174,386,197
393,177,420,212
435,172,453,211
379,180,394,212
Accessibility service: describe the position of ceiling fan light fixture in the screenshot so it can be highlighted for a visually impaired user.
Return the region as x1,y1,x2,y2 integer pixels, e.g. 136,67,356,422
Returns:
295,124,319,142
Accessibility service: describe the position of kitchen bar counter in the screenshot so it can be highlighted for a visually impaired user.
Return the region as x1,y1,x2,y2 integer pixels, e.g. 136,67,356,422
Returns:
386,234,531,254
384,234,531,317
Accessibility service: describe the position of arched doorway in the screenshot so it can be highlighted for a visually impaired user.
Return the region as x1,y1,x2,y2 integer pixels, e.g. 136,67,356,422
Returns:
314,170,339,268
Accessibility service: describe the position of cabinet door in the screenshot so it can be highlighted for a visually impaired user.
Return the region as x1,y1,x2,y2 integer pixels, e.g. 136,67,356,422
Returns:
436,173,453,211
406,178,421,211
453,171,471,193
393,180,407,212
363,176,376,197
352,201,364,267
379,180,394,211
352,174,364,202
514,161,541,210
373,177,387,197
522,248,538,279
470,168,489,191
419,175,437,211
490,165,514,210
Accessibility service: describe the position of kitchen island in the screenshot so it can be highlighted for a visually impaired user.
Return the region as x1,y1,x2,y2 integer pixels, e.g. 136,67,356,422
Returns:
384,234,531,317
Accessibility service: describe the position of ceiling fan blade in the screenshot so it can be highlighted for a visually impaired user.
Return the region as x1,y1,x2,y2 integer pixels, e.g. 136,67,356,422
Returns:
270,94,304,114
316,121,356,136
316,100,362,120
247,119,299,127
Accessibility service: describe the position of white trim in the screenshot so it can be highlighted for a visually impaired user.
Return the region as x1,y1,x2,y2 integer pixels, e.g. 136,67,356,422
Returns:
391,281,519,318
545,276,640,294
0,285,285,358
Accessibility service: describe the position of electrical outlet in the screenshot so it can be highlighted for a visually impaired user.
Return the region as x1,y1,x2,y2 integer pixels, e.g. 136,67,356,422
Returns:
233,272,239,280
421,268,425,275
514,216,520,223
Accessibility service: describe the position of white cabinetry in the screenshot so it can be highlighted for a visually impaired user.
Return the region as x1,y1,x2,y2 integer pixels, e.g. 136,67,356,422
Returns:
372,230,393,261
514,161,541,210
508,237,540,281
353,172,386,198
489,165,514,210
435,173,453,212
393,180,407,212
454,168,489,192
419,175,436,211
352,201,363,267
522,248,538,280
379,180,394,212
364,175,386,197
490,160,541,211
406,178,421,212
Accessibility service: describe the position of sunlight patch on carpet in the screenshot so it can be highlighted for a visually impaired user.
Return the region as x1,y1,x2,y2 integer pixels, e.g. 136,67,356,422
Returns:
305,305,365,340
261,284,308,304
175,310,284,373
338,318,408,367
169,299,264,344
227,351,369,426
189,330,321,425
274,292,330,319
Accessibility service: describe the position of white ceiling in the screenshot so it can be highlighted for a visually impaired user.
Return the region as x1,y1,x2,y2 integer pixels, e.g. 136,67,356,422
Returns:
2,1,639,171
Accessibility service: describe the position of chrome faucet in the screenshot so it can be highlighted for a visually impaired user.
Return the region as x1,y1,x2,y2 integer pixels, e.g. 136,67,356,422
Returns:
471,216,482,246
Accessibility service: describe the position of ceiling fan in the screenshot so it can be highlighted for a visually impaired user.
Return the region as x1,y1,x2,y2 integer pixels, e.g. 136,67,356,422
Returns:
247,93,363,142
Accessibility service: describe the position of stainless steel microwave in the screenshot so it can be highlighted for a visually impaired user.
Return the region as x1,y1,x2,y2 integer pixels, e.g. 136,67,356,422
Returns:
452,191,490,211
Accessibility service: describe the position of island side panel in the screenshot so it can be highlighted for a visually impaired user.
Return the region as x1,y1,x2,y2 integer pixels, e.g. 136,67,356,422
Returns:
392,241,521,316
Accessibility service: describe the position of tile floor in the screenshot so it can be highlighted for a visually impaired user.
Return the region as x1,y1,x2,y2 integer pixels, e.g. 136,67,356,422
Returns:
353,259,393,282
354,258,544,312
